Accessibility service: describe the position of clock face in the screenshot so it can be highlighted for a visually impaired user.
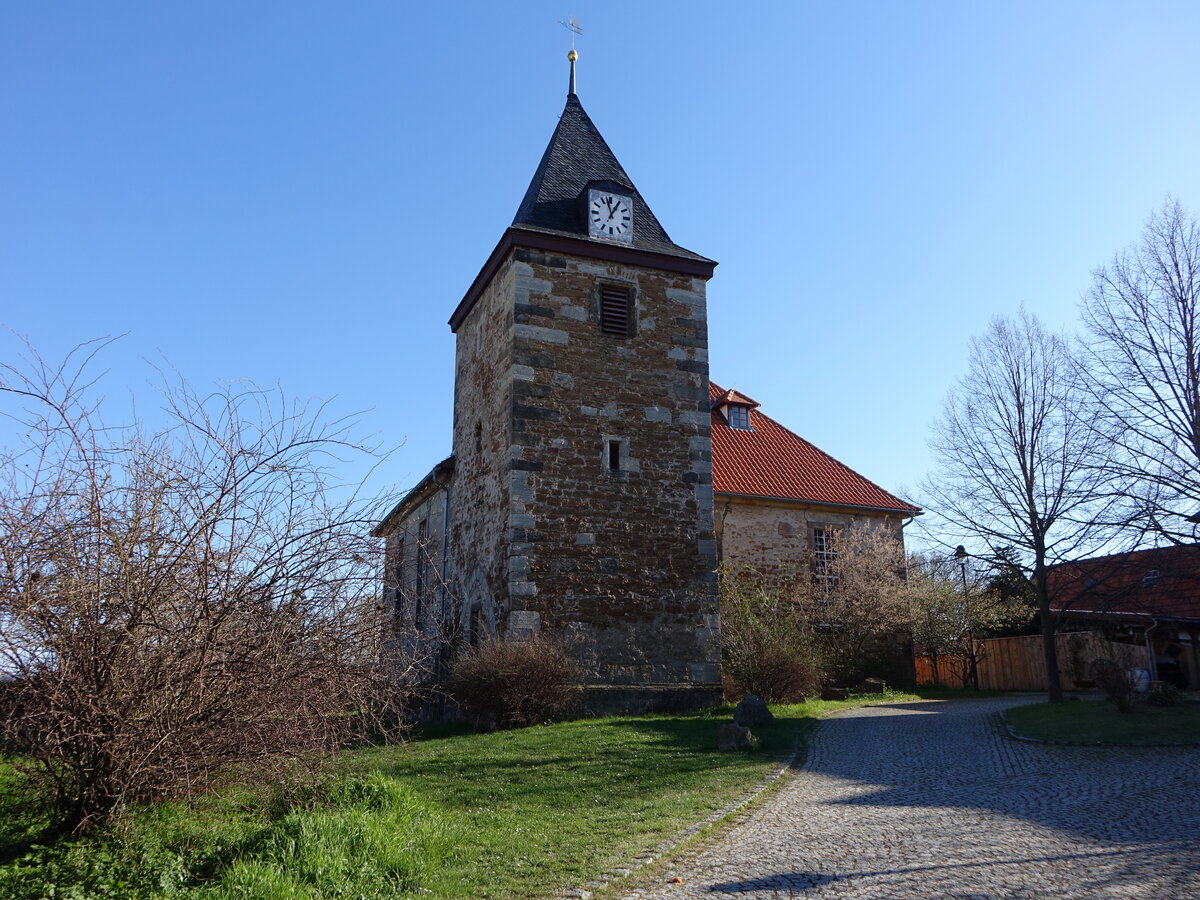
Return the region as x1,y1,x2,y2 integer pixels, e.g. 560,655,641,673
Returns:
588,190,633,242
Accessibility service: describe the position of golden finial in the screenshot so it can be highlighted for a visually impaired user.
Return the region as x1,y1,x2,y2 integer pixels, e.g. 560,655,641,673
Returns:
559,18,582,96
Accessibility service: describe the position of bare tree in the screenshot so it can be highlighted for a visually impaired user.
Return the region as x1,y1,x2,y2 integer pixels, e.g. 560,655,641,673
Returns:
923,311,1111,701
0,340,410,832
1080,199,1200,542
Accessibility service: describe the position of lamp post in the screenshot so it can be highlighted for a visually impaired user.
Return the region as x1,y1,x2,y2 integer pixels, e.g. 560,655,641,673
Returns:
954,545,981,691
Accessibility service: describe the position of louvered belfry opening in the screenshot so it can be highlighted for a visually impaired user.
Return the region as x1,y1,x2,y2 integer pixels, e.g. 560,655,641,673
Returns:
599,284,634,337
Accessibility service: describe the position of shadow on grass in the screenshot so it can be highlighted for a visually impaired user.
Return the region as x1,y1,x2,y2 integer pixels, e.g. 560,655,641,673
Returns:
0,825,50,867
600,712,816,757
0,769,55,865
346,708,818,815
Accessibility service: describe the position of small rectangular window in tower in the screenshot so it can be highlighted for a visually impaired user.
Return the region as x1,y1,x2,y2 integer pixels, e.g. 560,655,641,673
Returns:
607,439,622,472
469,602,483,649
599,285,634,337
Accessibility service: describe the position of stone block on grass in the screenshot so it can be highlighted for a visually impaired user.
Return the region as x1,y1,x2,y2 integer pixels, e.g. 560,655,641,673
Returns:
733,695,774,728
717,723,755,752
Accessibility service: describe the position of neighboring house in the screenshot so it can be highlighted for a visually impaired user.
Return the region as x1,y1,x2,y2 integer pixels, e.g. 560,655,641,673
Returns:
1047,545,1200,689
374,55,918,712
710,383,919,584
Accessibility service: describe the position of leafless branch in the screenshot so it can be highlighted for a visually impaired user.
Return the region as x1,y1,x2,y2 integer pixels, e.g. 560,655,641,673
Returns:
0,341,418,832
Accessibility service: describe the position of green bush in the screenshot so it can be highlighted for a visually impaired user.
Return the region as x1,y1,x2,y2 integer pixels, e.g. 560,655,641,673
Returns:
719,569,824,703
0,832,191,899
0,774,460,900
447,637,583,730
214,775,459,899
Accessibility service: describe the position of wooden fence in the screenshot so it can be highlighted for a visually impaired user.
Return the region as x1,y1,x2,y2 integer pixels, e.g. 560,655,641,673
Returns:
914,631,1149,692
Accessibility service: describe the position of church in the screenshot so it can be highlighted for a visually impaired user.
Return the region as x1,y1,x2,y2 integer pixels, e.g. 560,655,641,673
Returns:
375,53,919,714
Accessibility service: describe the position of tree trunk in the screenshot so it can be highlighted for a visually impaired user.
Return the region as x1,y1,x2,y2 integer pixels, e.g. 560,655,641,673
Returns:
1034,557,1062,702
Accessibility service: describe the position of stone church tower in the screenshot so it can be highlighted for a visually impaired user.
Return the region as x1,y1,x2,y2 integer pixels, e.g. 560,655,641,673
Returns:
377,53,721,713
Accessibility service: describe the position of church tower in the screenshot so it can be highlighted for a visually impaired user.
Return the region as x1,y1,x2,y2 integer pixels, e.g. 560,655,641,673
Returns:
382,52,721,714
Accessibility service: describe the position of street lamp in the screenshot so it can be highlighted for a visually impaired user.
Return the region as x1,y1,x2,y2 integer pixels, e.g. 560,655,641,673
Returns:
954,546,981,691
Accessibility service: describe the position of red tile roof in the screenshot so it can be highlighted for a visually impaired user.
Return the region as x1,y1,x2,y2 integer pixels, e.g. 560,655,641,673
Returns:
1048,545,1200,621
710,382,920,514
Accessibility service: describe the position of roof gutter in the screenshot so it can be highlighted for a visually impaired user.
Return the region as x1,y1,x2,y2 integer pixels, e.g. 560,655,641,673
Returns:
1055,609,1200,625
1145,618,1160,682
372,456,457,537
713,490,921,518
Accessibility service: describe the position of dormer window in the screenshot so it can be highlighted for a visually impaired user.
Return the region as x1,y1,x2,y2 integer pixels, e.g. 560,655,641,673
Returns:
712,388,760,432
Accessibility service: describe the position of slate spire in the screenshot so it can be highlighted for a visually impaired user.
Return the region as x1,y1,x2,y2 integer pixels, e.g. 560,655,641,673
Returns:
510,51,709,262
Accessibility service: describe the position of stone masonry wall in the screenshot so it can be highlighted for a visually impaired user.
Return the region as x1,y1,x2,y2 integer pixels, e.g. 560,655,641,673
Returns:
383,486,450,680
716,496,905,584
448,260,515,643
498,248,720,694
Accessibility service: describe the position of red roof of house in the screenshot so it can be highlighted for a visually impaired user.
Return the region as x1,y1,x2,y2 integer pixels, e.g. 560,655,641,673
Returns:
709,382,920,514
1048,545,1200,621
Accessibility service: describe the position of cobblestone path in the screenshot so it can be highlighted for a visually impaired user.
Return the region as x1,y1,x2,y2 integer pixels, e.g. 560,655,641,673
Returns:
617,697,1200,899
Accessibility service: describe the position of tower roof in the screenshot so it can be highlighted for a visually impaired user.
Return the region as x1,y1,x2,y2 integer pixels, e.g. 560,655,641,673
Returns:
512,92,710,263
449,62,716,332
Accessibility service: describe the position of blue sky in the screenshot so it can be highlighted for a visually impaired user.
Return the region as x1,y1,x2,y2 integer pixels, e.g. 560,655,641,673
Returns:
3,2,1199,533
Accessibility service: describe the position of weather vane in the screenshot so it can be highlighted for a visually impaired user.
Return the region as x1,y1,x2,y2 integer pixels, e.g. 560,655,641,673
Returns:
558,17,583,51
559,17,582,95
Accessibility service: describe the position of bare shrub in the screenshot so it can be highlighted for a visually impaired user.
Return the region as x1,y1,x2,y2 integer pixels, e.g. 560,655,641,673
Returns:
719,568,823,703
0,340,409,832
1088,658,1135,713
1146,682,1182,707
791,527,911,686
447,637,582,730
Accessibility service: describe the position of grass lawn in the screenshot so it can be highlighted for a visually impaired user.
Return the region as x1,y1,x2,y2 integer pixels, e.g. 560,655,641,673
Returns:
0,758,47,860
0,693,918,900
1005,699,1200,745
